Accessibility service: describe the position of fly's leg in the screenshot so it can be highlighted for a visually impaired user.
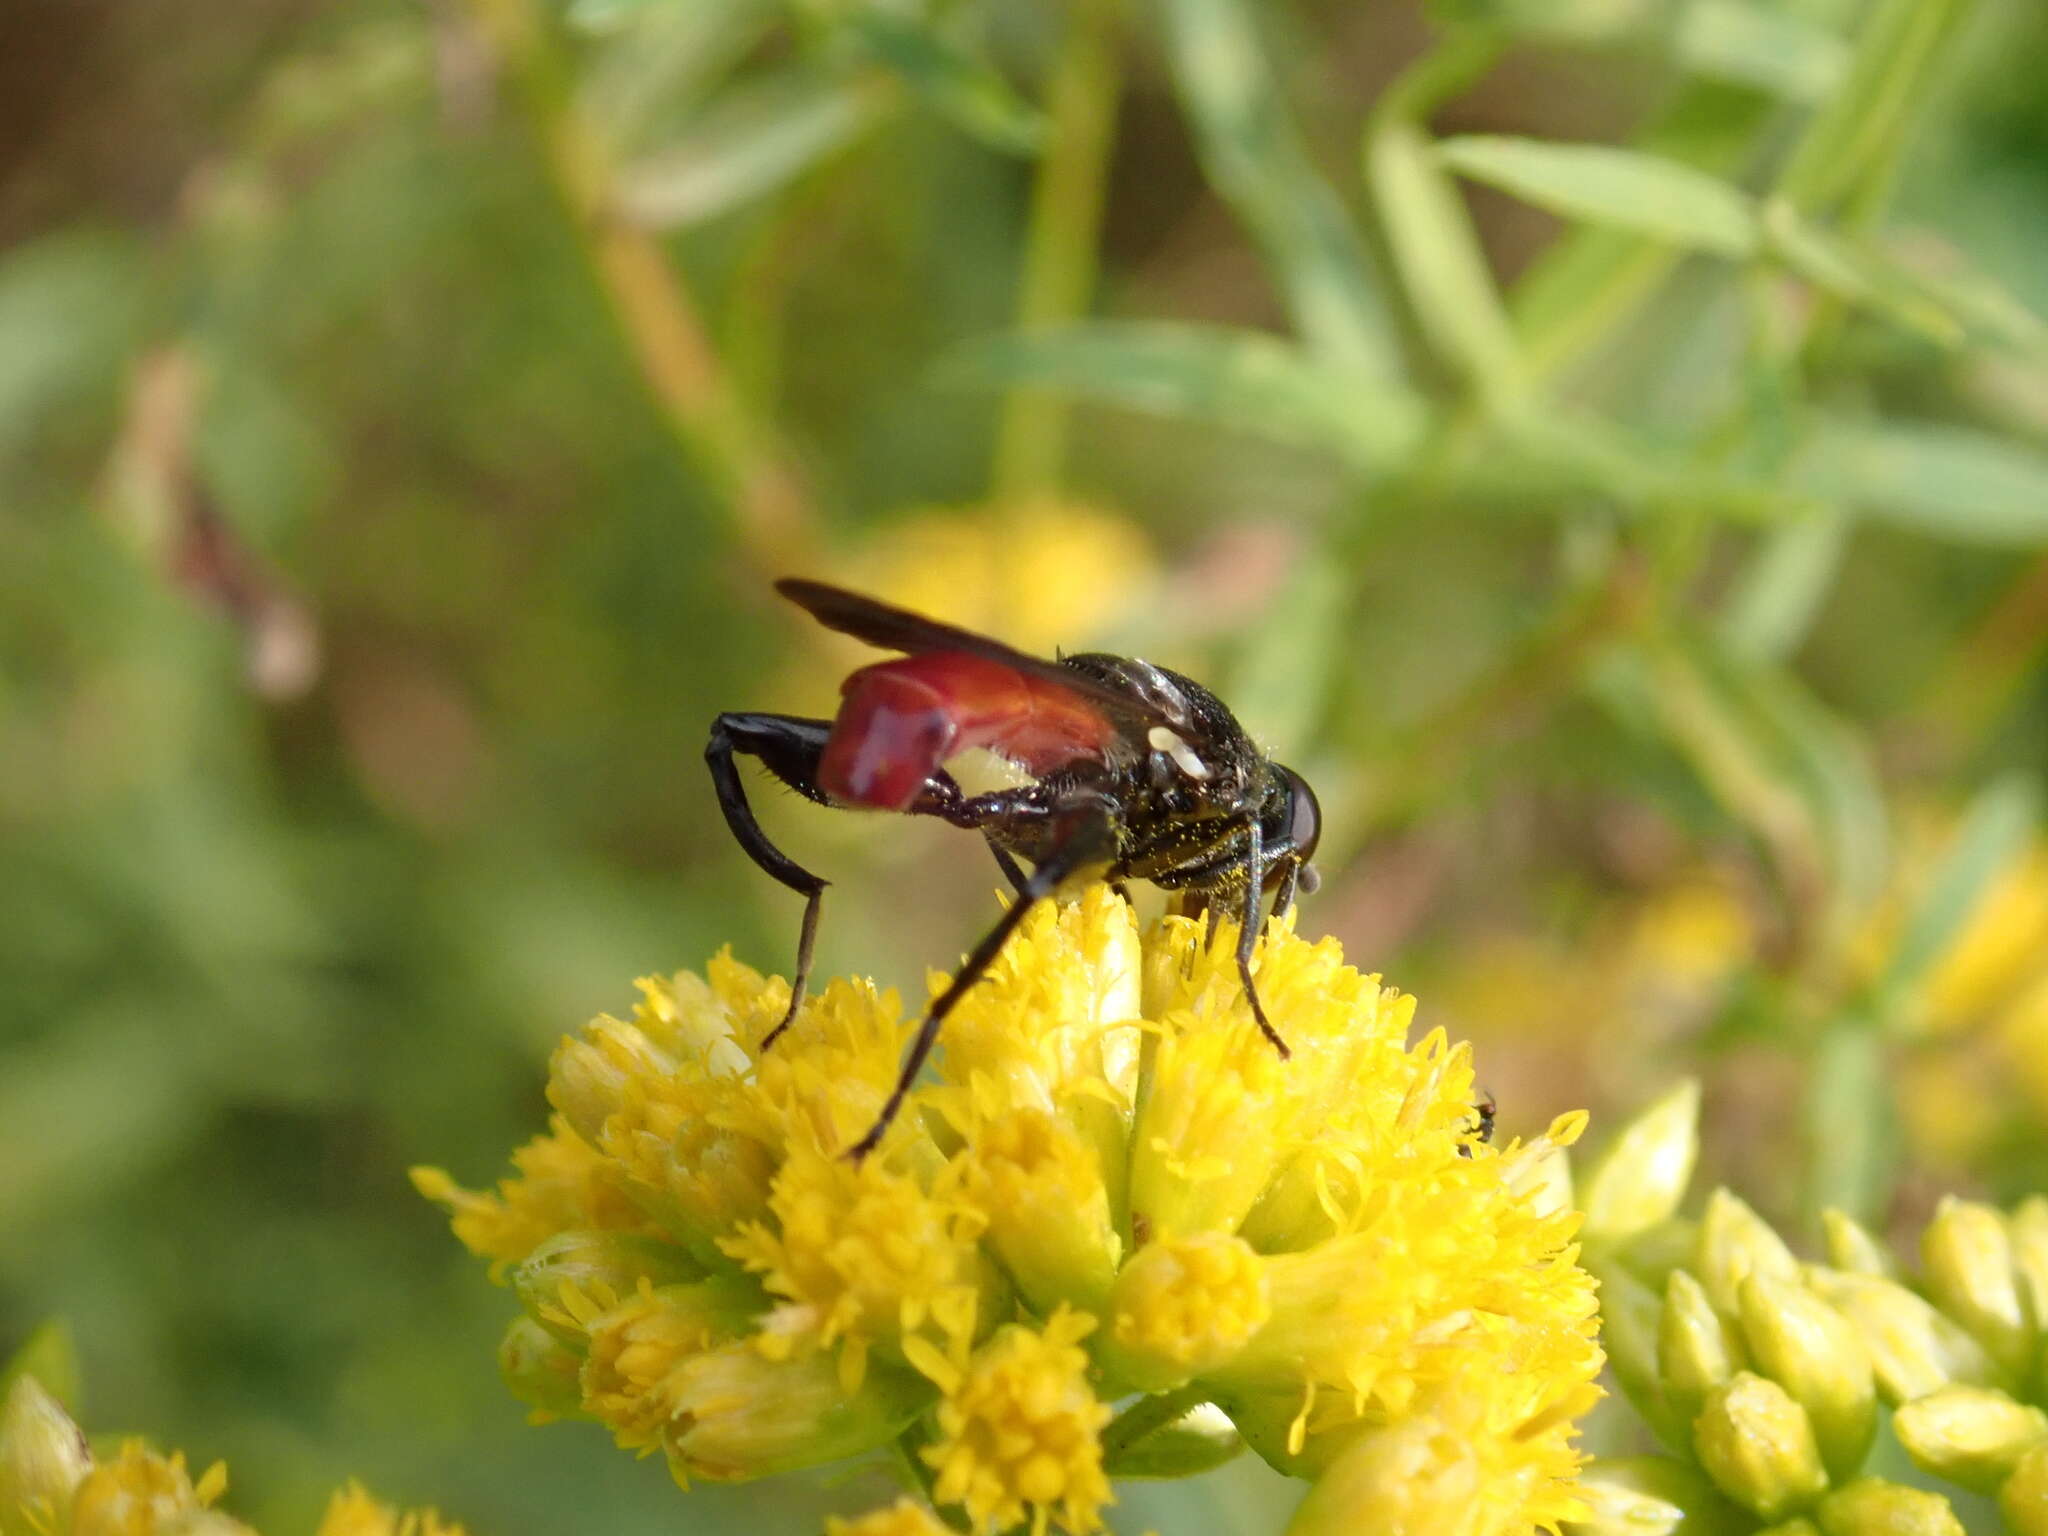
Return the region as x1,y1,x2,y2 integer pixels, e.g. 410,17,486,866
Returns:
846,789,1118,1161
984,835,1030,897
707,712,978,1050
706,713,836,1048
1234,816,1290,1058
1270,856,1302,921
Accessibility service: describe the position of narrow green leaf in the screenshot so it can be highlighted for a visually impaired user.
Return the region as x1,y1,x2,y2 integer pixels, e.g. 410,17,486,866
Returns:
1761,201,1962,347
1438,136,1761,258
1100,1402,1245,1479
1795,419,2048,547
943,322,1429,471
614,73,881,228
1628,627,1888,955
1720,509,1849,662
579,0,774,147
1774,0,1973,215
1675,0,1849,104
1877,775,2042,1008
1156,0,1394,376
846,13,1045,155
1512,83,1771,379
1364,43,1520,401
1,1321,81,1413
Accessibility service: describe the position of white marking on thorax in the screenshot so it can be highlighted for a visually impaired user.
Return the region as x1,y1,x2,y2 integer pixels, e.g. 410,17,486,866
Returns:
1147,725,1210,780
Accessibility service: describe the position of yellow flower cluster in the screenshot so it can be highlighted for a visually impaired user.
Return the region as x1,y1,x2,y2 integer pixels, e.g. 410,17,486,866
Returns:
0,1376,464,1536
417,886,1603,1534
1569,1082,2048,1535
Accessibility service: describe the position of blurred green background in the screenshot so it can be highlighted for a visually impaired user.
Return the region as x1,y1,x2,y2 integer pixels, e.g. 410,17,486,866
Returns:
7,0,2048,1529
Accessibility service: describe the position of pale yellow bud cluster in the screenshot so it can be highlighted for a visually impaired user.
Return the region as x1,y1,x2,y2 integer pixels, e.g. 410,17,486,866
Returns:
1568,1083,2048,1536
0,1374,467,1536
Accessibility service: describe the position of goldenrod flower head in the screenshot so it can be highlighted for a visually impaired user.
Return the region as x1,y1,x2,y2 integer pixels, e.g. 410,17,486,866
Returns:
821,1499,953,1536
419,887,1602,1532
719,1143,994,1391
313,1486,466,1536
1106,1232,1270,1392
0,1384,465,1536
923,1307,1111,1536
578,1278,762,1450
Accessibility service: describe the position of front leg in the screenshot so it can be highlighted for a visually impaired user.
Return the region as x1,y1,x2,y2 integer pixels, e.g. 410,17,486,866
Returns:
846,787,1118,1161
1233,815,1290,1058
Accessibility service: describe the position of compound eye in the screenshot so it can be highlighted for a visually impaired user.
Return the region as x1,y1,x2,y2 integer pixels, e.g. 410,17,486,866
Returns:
1281,766,1321,863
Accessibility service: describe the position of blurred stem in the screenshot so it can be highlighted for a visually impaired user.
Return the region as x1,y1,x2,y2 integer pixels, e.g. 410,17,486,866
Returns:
1915,549,2048,746
991,0,1124,502
1340,551,1646,850
1098,1384,1210,1464
1801,1014,1896,1233
465,0,812,567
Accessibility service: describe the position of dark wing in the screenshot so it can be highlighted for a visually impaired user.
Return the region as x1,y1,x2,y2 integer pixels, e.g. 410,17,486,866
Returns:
776,577,1184,731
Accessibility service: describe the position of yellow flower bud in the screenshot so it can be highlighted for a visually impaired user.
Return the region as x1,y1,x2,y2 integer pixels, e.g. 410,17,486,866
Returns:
497,1316,584,1421
1804,1268,2002,1404
1753,1523,1821,1536
1736,1273,1876,1479
1660,1268,1745,1427
547,1019,674,1147
512,1231,700,1342
2009,1198,2048,1386
69,1443,231,1536
1696,1190,1801,1318
1103,1232,1269,1392
1593,1257,1682,1447
1820,1211,1896,1279
2001,1440,2048,1536
667,1347,931,1484
962,1107,1120,1316
1692,1373,1829,1520
1812,1478,1963,1536
0,1376,91,1536
1282,1416,1482,1536
1891,1383,2048,1493
823,1499,954,1536
1580,1081,1700,1242
1568,1456,1746,1536
1922,1198,2037,1379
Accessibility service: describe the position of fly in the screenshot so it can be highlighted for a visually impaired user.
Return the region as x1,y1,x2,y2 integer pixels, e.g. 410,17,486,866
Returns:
706,578,1322,1159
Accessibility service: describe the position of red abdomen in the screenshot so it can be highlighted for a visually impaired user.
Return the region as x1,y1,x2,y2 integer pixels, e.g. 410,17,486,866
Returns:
818,652,1115,810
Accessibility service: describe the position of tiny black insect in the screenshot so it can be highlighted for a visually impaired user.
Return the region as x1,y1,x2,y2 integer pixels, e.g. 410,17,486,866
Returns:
707,579,1323,1159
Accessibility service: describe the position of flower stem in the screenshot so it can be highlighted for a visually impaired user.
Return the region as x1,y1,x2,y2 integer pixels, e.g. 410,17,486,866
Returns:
463,0,812,568
990,0,1124,503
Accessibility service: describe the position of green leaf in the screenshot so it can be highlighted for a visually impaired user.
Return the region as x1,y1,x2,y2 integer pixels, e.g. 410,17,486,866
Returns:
1674,0,1849,104
614,73,882,228
1100,1402,1245,1479
579,0,775,147
1438,136,1761,258
1156,0,1395,376
1760,202,1963,347
1877,774,2042,1009
1620,626,1888,956
942,322,1428,471
1512,83,1773,377
1364,42,1520,401
1,1321,81,1413
1795,419,2048,547
1720,509,1849,662
1774,0,1973,216
845,12,1045,155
